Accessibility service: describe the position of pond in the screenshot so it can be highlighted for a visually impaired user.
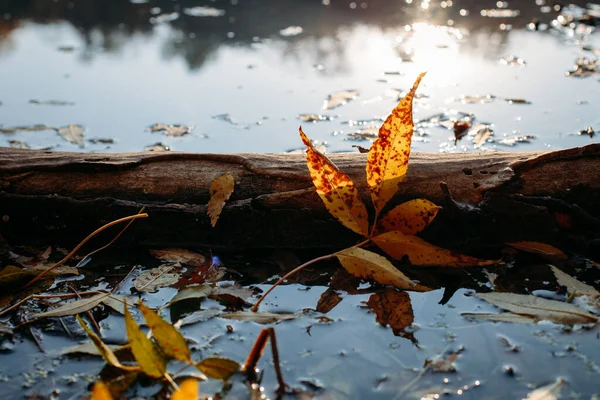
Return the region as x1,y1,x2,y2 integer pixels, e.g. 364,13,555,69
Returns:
1,1,600,400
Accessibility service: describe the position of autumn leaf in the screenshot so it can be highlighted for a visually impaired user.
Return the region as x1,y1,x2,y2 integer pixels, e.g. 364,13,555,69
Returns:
372,231,497,267
124,306,167,378
208,172,235,227
195,357,240,380
91,381,114,400
377,198,440,235
507,241,568,260
300,127,369,236
172,379,199,400
31,293,109,320
133,264,181,293
150,248,208,267
323,90,358,110
525,378,565,400
220,310,299,324
424,346,464,373
316,288,343,314
366,72,426,214
138,302,191,363
335,247,418,290
366,289,414,337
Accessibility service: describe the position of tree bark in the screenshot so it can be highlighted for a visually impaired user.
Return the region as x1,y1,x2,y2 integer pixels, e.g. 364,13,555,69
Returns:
1,145,599,257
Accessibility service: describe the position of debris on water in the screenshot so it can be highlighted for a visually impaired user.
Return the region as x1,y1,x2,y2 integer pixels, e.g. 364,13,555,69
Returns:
279,26,303,37
472,126,494,148
8,140,29,149
323,90,358,110
496,134,536,146
0,124,54,134
352,145,370,153
133,264,182,293
424,346,465,373
57,45,75,52
384,71,404,75
286,140,327,154
88,138,115,144
481,9,520,18
448,95,496,104
150,12,179,24
56,124,85,147
182,6,226,17
566,56,600,77
499,55,526,67
149,123,192,137
577,126,595,138
29,100,75,106
144,142,171,152
346,127,379,141
504,98,531,104
297,114,334,123
341,117,384,127
212,113,238,125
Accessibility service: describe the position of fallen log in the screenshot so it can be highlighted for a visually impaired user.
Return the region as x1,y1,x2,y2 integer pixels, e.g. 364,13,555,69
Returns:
1,145,599,258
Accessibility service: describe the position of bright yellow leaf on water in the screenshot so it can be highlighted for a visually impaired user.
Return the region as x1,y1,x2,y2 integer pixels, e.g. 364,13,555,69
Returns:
300,127,369,236
124,306,167,378
171,379,199,400
91,381,113,400
335,247,418,290
377,198,440,235
208,172,235,227
138,302,191,363
372,231,497,267
507,241,568,260
366,72,426,215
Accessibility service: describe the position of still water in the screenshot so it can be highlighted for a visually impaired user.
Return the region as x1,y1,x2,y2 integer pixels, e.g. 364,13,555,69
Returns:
0,0,598,154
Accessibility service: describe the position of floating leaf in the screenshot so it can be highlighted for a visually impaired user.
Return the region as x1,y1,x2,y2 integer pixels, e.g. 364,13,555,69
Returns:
323,90,358,110
149,123,192,137
138,302,191,363
372,231,497,267
476,292,598,325
366,72,426,214
377,199,440,235
335,247,417,290
124,306,167,378
461,312,539,324
208,172,235,227
56,124,85,146
133,265,180,293
169,285,213,306
316,288,343,314
31,293,109,319
177,309,222,327
425,346,464,373
0,264,78,286
209,285,253,309
220,311,298,324
172,379,199,400
150,249,208,268
366,288,414,336
58,341,121,357
91,381,114,400
549,265,599,298
507,241,568,260
300,127,369,236
101,295,135,314
525,378,566,400
195,357,240,380
77,315,140,372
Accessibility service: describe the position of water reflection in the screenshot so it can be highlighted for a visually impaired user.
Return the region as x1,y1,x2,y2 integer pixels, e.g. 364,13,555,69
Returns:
0,0,598,153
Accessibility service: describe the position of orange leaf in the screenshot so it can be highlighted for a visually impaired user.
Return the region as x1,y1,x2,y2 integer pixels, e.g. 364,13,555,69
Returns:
300,127,369,236
372,231,497,267
208,172,235,227
507,241,568,260
91,381,113,400
172,379,199,400
366,72,426,214
366,288,414,337
377,199,440,235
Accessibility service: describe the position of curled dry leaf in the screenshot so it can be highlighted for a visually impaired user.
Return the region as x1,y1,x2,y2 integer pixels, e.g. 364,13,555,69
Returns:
366,72,426,214
507,241,568,260
366,288,414,336
124,306,167,378
195,357,240,380
300,127,369,236
525,378,566,400
149,248,207,267
476,292,598,325
316,288,343,314
138,302,191,363
220,310,299,324
31,293,109,319
208,172,235,227
372,231,497,267
377,198,440,235
335,247,417,290
171,378,199,400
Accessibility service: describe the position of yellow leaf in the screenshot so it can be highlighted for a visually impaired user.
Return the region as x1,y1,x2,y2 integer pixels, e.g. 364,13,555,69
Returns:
300,127,369,236
76,315,140,372
124,305,167,378
195,357,240,380
335,247,418,290
172,379,199,400
372,231,497,267
91,381,113,400
138,302,191,362
208,172,235,227
366,72,426,214
377,198,440,235
507,241,568,260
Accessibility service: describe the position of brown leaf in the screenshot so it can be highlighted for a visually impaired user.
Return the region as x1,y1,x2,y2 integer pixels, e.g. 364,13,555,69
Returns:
31,293,109,319
366,288,414,336
209,285,253,309
316,288,343,314
425,346,464,372
549,265,599,298
323,90,358,110
300,127,369,236
195,357,240,380
377,199,440,235
133,264,181,293
335,247,417,290
366,72,426,214
372,231,497,267
507,241,568,260
207,172,235,227
149,248,208,268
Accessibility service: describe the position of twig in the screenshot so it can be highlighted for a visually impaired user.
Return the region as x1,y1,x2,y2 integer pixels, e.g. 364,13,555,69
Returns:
268,328,289,395
25,213,148,287
164,372,180,391
242,328,270,376
68,285,102,337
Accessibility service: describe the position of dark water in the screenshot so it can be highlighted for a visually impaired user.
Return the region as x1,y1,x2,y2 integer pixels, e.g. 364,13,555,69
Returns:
0,0,598,153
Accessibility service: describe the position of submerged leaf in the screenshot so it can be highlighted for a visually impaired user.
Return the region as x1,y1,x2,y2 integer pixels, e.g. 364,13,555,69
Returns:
372,231,497,267
335,247,417,290
377,199,440,235
507,241,568,260
138,302,191,362
195,357,240,380
124,306,167,378
366,72,426,214
476,292,598,325
208,172,235,227
300,127,369,236
31,293,109,319
172,379,199,400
